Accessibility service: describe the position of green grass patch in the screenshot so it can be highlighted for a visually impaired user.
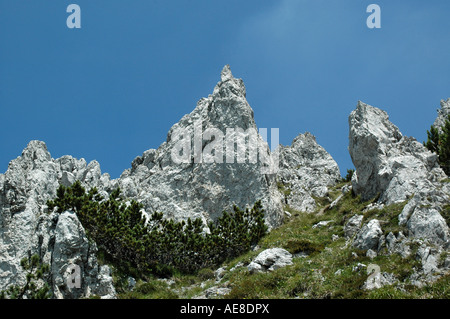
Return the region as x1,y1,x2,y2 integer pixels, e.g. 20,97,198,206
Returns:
119,278,179,299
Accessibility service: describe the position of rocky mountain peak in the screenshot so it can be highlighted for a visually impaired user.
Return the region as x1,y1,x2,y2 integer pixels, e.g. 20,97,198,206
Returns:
121,65,283,227
213,64,247,99
277,132,341,212
220,64,234,82
350,101,403,147
17,140,52,171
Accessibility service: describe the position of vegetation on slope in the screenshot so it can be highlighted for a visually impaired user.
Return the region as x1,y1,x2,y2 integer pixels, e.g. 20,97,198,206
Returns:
117,181,449,299
43,179,449,299
47,181,267,278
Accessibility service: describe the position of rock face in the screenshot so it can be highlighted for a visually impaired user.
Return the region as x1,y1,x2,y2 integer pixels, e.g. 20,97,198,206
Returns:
344,214,364,239
277,132,341,212
0,141,116,298
348,100,450,273
433,98,450,133
349,101,447,205
118,65,284,228
405,205,449,247
352,219,383,251
363,271,397,290
51,211,116,299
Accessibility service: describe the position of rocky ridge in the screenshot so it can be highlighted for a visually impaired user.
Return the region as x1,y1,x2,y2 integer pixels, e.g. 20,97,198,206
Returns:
0,66,340,298
1,66,449,298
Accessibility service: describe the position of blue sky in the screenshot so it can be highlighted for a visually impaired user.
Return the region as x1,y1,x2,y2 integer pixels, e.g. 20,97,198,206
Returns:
1,1,450,178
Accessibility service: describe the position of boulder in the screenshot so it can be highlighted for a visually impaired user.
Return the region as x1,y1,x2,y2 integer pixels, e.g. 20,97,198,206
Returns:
363,271,398,290
406,205,449,246
352,219,383,251
247,248,293,273
385,232,411,258
344,214,364,239
51,211,116,299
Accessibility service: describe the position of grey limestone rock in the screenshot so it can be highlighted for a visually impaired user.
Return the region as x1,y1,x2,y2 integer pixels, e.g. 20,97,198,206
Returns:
344,214,364,239
277,132,341,212
0,141,116,299
348,101,450,248
116,65,284,228
352,219,383,251
349,101,446,205
247,248,293,273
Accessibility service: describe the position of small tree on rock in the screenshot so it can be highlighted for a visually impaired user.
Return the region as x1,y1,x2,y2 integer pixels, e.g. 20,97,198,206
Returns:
424,115,450,176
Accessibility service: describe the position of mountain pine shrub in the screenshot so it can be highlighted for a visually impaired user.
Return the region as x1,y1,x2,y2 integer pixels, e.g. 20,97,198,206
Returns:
424,114,450,175
343,169,355,183
47,181,267,276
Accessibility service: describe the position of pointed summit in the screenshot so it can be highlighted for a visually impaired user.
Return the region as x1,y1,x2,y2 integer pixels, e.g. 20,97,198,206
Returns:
213,65,246,99
123,65,283,228
220,64,234,82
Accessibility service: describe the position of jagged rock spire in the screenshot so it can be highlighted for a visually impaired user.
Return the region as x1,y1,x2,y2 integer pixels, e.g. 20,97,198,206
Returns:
220,64,234,82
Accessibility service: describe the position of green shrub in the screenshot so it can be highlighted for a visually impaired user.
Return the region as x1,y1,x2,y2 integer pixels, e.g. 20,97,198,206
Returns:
197,268,215,281
283,239,323,255
424,114,450,175
343,169,355,183
47,181,268,277
135,282,158,294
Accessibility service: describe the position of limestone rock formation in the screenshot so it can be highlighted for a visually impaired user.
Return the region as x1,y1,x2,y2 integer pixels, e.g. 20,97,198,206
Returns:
344,214,364,239
348,100,450,265
352,219,383,251
0,141,116,298
1,66,345,298
118,65,284,228
349,101,447,205
277,132,341,212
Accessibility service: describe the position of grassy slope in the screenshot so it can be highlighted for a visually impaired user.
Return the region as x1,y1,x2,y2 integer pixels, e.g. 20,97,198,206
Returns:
115,182,449,299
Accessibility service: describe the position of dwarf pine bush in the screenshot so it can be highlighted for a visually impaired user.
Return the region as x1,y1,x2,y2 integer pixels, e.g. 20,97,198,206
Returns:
47,181,267,276
424,114,450,175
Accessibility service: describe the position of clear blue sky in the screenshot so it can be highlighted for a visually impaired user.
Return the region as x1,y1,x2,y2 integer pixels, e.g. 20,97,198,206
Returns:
1,1,450,178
